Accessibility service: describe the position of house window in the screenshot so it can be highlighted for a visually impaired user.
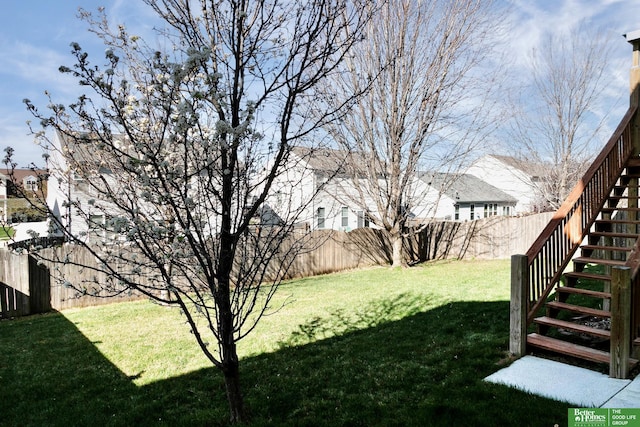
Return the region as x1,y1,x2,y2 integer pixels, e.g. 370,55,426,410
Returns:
341,207,349,228
502,206,511,216
470,204,475,220
454,204,459,221
317,207,325,229
357,211,370,228
24,177,37,192
484,203,498,217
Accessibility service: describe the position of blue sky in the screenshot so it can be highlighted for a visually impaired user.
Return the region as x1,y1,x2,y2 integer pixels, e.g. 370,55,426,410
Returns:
2,0,640,167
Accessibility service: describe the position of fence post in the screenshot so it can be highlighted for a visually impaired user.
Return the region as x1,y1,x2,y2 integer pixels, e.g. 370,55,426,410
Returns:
610,266,632,379
510,254,528,356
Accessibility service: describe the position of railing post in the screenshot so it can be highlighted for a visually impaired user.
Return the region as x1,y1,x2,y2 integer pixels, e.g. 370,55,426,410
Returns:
610,266,632,379
510,254,528,357
626,31,640,155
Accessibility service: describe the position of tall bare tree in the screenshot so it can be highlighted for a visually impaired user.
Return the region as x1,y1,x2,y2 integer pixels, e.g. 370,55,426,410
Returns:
318,0,506,267
7,0,369,422
508,23,616,211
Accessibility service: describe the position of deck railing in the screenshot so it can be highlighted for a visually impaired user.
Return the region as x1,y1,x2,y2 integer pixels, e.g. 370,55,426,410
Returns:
524,104,638,324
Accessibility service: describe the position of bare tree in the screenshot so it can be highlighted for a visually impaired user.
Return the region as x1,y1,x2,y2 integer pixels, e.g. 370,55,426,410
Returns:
508,23,616,211
318,0,506,267
6,0,369,423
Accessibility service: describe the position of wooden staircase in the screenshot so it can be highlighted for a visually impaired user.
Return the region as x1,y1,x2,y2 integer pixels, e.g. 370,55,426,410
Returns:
510,100,640,378
526,158,640,369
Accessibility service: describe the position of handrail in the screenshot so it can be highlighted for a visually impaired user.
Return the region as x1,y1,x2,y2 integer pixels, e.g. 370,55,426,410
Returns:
525,104,638,324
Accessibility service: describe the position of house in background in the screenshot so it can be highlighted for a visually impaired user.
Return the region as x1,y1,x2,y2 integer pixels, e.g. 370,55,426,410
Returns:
466,155,543,215
267,147,519,231
0,172,6,197
48,131,285,243
0,168,47,197
0,172,6,223
265,146,377,232
412,172,517,222
0,168,48,224
45,132,127,243
46,137,532,241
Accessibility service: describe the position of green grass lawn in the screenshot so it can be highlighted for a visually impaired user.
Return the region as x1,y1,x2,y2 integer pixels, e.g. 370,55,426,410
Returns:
0,226,15,239
0,259,569,426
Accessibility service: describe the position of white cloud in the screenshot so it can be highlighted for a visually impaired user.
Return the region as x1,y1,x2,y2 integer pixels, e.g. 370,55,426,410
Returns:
501,0,640,144
0,40,75,88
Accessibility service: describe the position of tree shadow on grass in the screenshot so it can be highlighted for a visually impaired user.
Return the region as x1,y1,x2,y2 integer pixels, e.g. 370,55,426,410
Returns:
0,312,140,426
142,299,570,426
236,300,570,427
1,300,570,426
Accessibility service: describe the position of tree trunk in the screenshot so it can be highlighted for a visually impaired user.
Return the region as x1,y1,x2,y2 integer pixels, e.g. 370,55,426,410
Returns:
218,250,247,423
223,359,246,424
217,268,247,423
390,231,404,267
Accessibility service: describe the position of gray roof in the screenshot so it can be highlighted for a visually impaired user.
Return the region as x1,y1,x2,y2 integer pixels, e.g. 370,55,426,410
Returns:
291,146,350,173
292,148,516,203
487,155,544,179
423,172,517,204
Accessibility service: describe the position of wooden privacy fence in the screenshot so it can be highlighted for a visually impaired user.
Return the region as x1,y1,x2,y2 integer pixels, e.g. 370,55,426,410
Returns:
278,212,554,279
0,251,50,318
406,213,554,263
0,247,154,318
0,212,552,317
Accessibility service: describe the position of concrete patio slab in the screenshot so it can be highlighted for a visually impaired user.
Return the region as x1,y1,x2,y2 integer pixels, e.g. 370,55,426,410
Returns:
484,355,632,407
603,375,640,408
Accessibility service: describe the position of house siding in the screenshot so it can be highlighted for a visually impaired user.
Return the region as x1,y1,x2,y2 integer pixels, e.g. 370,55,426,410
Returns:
467,156,536,214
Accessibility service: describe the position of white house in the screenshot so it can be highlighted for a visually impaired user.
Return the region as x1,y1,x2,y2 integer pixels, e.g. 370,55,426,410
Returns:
265,146,377,231
266,148,519,231
413,172,517,221
466,155,543,214
0,172,6,198
46,132,139,244
0,172,6,223
47,136,526,241
48,131,276,243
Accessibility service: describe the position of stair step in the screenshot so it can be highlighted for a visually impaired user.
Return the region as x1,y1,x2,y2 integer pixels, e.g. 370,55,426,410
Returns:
564,271,611,282
590,231,639,239
609,190,638,197
613,184,636,190
608,195,639,200
533,316,611,338
601,207,640,213
595,219,640,225
556,286,611,299
601,206,640,213
573,257,627,267
527,333,611,364
546,301,611,318
581,244,633,252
